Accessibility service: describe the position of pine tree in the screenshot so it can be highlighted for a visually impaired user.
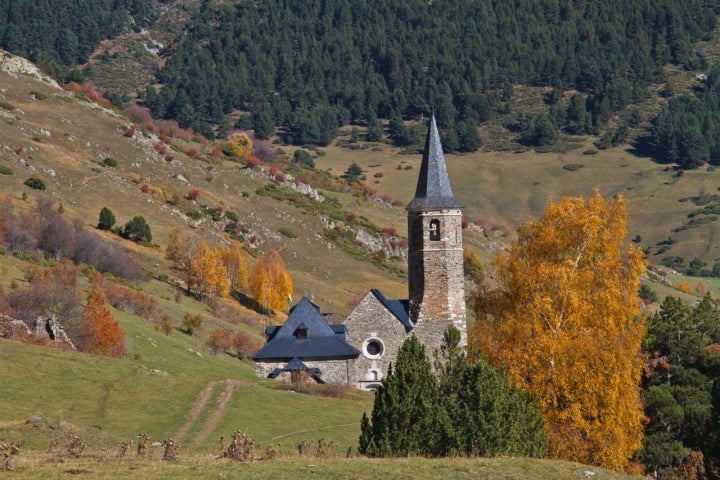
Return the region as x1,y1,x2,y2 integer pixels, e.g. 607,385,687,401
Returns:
358,335,442,457
122,216,152,243
438,326,547,458
97,207,115,231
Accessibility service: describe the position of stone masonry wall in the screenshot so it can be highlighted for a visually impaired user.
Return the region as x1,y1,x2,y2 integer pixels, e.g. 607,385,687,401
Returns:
344,292,410,390
407,208,467,354
255,358,356,385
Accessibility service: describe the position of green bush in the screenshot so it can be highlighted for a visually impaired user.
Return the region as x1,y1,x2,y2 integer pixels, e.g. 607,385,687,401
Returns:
98,207,116,231
102,157,118,167
23,177,46,190
0,101,14,110
122,216,152,243
278,227,297,238
562,163,584,171
0,164,13,175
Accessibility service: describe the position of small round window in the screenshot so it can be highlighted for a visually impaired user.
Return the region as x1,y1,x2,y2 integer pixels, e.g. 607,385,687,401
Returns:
363,338,384,359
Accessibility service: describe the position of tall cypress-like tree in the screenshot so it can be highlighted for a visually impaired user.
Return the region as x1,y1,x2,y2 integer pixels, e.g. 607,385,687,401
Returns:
359,335,443,457
438,327,547,458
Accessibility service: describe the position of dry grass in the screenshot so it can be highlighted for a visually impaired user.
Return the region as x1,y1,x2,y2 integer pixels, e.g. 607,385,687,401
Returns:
5,450,643,480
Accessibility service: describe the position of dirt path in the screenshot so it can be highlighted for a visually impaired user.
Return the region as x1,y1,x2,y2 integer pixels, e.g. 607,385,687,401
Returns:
174,380,220,443
262,422,360,445
175,379,247,448
176,380,361,450
191,380,242,447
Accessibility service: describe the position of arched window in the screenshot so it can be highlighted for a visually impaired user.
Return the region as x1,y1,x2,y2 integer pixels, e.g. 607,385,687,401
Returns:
429,219,440,241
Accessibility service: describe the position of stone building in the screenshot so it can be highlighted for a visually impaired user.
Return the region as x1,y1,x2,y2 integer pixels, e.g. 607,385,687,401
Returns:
253,297,360,384
253,115,466,389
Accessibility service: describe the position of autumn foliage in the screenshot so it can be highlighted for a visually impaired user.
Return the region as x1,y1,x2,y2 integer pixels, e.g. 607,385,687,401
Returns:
76,292,126,358
223,132,253,160
187,240,230,299
167,229,244,300
469,191,646,472
250,249,293,314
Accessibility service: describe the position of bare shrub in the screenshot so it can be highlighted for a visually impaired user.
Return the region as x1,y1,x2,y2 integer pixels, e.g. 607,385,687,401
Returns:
117,440,131,459
97,280,159,320
154,314,174,336
206,329,233,356
125,104,153,124
232,332,259,359
315,438,334,458
74,228,144,281
296,440,308,457
162,438,179,461
0,440,20,471
253,140,277,163
261,444,280,460
136,433,149,457
224,431,256,461
4,274,81,324
66,435,86,458
36,199,75,260
181,314,203,336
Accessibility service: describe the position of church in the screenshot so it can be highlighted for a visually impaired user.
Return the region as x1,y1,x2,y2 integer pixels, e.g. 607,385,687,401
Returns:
253,115,467,390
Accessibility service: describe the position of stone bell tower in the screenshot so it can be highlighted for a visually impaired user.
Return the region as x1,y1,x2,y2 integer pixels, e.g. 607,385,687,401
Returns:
406,115,467,352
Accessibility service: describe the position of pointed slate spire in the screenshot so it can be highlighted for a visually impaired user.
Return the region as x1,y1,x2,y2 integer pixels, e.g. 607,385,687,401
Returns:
406,115,463,210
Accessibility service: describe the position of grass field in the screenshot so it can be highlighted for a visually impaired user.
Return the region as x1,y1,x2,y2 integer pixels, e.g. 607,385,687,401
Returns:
4,454,644,480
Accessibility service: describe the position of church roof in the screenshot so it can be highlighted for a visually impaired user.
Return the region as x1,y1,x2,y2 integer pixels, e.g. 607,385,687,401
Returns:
371,289,413,332
406,115,463,211
253,297,360,361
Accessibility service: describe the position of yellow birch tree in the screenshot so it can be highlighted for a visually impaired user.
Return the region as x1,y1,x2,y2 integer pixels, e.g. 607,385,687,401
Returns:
250,249,293,314
469,191,645,472
219,240,249,291
188,240,230,299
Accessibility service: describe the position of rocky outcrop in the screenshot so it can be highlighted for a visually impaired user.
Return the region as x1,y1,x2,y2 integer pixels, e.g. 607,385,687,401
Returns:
0,314,76,350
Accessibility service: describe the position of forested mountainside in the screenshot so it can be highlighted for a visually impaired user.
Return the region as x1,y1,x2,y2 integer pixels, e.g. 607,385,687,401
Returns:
0,0,154,69
145,0,719,143
1,0,719,150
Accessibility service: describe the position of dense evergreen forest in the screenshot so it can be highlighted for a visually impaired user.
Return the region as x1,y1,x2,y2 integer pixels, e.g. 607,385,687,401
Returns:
650,62,720,168
0,0,154,79
143,0,719,145
2,0,720,156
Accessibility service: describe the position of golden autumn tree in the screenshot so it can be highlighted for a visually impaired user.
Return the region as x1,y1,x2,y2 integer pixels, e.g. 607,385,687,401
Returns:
218,240,249,291
250,249,293,314
469,191,645,472
166,227,199,278
223,132,253,160
188,240,231,299
76,291,126,358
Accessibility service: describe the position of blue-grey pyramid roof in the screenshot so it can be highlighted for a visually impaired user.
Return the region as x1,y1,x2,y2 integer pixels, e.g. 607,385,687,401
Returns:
253,297,360,361
371,289,412,332
406,115,463,211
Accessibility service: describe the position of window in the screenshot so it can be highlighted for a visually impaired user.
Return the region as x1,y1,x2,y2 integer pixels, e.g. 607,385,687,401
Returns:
363,338,384,359
366,341,381,355
294,328,307,339
429,219,440,241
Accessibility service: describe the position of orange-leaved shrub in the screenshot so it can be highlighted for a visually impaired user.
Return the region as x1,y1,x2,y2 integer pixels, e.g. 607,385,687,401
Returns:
75,292,126,358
